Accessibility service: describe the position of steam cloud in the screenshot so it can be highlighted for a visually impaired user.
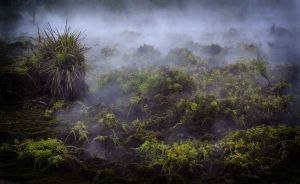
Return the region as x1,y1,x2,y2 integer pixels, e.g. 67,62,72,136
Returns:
2,0,299,64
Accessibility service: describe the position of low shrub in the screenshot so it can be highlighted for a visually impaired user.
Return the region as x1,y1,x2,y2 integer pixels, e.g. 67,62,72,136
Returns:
17,138,68,168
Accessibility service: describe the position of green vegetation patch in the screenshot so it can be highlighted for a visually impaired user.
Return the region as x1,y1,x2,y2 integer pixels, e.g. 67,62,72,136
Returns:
17,138,68,168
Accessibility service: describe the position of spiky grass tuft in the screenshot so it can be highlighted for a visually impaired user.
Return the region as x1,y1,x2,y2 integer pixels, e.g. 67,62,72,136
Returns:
36,24,88,99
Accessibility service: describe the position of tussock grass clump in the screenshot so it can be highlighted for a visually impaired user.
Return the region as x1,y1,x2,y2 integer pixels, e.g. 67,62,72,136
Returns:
36,24,88,99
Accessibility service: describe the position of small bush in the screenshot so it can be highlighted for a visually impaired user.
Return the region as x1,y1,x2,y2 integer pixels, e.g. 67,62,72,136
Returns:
167,48,200,66
101,47,117,58
220,125,300,172
18,138,68,168
65,121,89,143
138,140,198,175
135,44,160,59
203,44,222,55
176,93,220,126
123,67,194,96
96,112,129,146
